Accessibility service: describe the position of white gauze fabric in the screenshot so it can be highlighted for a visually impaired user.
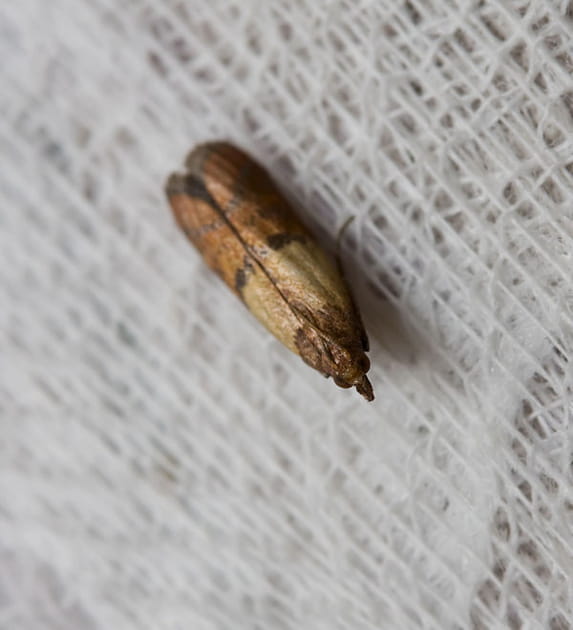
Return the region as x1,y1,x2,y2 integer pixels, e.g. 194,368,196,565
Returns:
1,1,573,628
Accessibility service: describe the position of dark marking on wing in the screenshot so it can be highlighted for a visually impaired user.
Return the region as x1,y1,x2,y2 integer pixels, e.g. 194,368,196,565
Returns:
182,218,225,240
235,267,247,294
165,172,215,206
267,232,307,250
182,174,214,203
235,257,254,295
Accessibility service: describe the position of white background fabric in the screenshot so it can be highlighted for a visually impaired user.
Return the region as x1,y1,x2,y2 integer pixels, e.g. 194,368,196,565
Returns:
1,1,573,628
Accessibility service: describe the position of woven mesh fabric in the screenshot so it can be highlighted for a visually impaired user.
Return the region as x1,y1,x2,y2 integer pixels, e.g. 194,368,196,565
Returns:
2,1,573,628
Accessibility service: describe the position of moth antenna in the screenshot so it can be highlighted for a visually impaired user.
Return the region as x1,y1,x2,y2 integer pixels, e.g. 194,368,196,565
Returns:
335,214,356,263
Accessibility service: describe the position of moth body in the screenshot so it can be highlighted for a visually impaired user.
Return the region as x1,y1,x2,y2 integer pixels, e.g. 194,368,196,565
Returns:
166,142,374,401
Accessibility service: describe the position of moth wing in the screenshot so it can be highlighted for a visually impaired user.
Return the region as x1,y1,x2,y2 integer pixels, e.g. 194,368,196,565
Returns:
196,143,368,351
254,237,367,350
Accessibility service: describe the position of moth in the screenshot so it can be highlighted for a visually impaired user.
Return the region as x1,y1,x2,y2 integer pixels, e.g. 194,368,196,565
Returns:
166,142,374,401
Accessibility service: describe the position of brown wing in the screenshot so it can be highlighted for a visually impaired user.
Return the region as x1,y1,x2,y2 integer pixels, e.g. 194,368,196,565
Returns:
166,142,373,400
185,143,368,351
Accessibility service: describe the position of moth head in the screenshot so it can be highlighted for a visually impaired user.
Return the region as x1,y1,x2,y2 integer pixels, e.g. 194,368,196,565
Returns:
296,328,374,401
332,348,374,402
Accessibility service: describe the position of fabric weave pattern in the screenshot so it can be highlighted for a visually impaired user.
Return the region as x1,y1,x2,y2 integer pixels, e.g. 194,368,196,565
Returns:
1,1,573,628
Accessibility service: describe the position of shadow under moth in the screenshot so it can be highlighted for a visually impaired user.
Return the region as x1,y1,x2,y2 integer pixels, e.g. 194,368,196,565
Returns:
166,142,374,401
